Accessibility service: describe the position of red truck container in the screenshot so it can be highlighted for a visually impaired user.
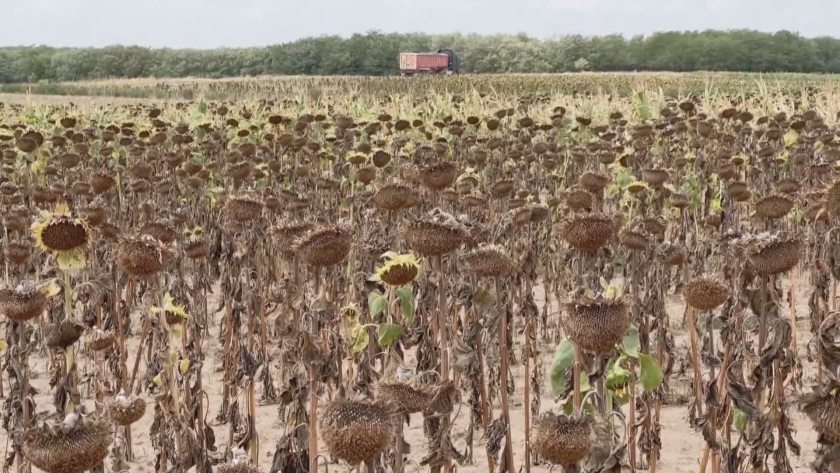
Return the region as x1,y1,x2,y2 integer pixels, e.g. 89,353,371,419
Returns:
400,53,450,75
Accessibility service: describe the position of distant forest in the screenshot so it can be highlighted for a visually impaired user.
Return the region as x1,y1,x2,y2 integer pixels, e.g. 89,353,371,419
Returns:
2,30,840,82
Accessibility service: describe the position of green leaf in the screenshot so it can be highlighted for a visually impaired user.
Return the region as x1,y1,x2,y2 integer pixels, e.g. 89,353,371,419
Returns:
550,339,576,395
0,340,7,351
621,325,640,358
639,353,664,392
606,360,631,390
732,408,748,431
179,359,191,374
395,287,414,322
169,351,179,365
561,395,574,414
378,324,404,347
368,292,387,318
351,324,369,353
580,373,590,392
560,386,595,414
57,251,86,271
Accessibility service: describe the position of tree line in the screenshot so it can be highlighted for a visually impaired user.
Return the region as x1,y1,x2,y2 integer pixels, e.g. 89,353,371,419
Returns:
2,29,840,83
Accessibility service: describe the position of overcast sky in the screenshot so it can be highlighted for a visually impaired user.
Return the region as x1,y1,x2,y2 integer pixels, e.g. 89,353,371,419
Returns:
2,0,837,49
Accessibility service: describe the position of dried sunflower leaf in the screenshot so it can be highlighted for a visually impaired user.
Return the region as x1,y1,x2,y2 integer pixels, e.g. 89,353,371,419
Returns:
351,324,369,353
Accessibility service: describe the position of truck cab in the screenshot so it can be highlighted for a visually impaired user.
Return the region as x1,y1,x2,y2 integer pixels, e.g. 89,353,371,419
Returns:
437,49,460,74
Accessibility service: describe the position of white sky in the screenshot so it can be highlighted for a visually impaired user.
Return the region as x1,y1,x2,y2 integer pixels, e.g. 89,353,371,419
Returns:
1,0,836,48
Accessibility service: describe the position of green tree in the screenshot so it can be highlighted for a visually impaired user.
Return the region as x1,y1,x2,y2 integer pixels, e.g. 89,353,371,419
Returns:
3,30,840,82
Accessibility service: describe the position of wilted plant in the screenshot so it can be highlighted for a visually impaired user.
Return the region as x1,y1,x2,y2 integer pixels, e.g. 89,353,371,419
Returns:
0,78,836,473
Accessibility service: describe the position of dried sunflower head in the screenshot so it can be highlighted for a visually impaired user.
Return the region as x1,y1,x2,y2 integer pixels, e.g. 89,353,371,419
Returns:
462,244,515,279
272,220,314,255
31,202,89,256
375,379,435,414
23,414,113,473
371,181,419,211
293,224,352,268
0,280,57,322
86,327,115,352
182,226,208,260
735,232,800,276
684,276,730,311
402,209,469,257
319,396,399,465
532,411,595,467
561,213,615,254
108,390,147,426
563,295,629,353
117,235,172,278
223,192,264,224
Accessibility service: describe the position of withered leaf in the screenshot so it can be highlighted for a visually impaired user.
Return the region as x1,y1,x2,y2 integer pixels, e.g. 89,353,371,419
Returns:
727,370,761,419
451,337,476,374
298,331,322,365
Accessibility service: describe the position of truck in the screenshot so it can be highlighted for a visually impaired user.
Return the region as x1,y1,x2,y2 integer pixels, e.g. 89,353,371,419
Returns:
399,49,460,76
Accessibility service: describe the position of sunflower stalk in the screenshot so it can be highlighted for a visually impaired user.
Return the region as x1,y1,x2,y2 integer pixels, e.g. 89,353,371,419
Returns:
219,281,234,425
10,319,34,473
628,359,637,470
309,267,321,473
650,266,669,473
128,317,150,393
157,278,186,460
193,262,210,464
475,320,494,469
523,288,532,473
119,277,134,460
493,276,515,473
699,310,719,473
243,235,260,465
823,280,834,385
687,304,703,419
757,275,768,411
431,254,454,473
63,270,77,414
386,283,405,473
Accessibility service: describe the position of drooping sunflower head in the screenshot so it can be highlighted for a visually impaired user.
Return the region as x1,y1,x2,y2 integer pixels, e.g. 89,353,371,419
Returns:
183,226,208,259
0,280,56,322
371,252,422,286
117,235,171,278
31,203,89,255
184,226,203,239
151,292,191,326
